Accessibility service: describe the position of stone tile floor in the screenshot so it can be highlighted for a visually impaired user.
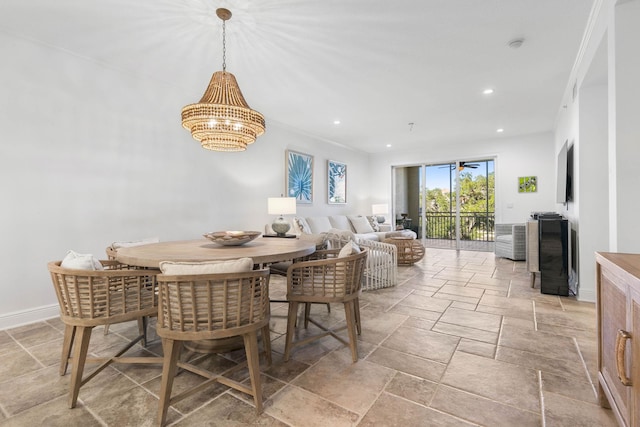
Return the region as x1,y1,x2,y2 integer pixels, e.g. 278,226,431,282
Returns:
0,248,618,426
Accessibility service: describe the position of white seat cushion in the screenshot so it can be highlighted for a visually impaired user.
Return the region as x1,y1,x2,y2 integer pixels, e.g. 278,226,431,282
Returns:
159,258,254,275
111,237,159,249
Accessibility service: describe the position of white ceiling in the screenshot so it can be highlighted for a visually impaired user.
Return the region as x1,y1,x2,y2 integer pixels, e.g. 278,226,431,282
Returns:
1,0,593,153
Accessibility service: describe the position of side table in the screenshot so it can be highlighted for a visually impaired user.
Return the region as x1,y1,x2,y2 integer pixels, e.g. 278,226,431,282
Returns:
383,237,425,265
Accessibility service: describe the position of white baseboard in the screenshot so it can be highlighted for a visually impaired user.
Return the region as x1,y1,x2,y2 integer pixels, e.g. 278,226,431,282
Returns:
0,304,60,330
577,288,596,303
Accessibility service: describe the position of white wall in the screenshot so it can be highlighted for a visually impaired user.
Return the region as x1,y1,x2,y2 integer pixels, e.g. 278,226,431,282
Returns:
613,0,640,253
573,81,609,302
553,0,640,302
369,133,558,224
0,32,371,328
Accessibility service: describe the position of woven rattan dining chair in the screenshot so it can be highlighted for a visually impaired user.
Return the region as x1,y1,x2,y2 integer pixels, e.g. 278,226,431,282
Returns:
104,245,152,340
155,269,271,426
47,260,161,408
269,256,331,315
284,248,367,363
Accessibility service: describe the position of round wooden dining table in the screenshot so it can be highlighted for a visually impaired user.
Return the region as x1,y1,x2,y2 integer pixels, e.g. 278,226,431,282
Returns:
115,236,316,353
115,237,316,268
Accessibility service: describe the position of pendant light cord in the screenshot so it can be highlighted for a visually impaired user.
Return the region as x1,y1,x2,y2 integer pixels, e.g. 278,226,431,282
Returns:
222,19,226,72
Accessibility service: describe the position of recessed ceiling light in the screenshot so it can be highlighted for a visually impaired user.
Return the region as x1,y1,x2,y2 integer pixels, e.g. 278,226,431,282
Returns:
483,88,494,95
386,144,392,148
333,120,341,125
496,128,504,133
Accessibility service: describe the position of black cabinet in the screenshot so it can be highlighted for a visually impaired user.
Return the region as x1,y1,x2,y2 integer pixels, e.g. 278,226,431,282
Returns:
538,218,569,296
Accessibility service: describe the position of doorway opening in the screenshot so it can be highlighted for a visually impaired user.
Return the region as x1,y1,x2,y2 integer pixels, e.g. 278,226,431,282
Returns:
393,159,495,251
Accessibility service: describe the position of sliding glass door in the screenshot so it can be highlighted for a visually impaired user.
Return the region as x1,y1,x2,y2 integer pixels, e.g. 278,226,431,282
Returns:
394,159,495,250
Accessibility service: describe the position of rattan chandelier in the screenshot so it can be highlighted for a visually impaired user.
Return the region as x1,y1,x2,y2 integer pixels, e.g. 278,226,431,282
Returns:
181,8,265,152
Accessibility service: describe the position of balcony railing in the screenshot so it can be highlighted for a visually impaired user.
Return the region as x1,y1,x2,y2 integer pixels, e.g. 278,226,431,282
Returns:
412,212,495,242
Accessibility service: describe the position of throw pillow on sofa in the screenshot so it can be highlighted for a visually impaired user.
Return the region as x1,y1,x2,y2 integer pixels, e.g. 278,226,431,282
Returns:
348,215,375,234
306,217,333,233
294,217,312,234
366,216,380,232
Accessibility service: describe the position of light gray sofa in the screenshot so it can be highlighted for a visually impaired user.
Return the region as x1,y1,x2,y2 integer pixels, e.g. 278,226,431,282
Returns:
285,214,416,241
264,214,414,291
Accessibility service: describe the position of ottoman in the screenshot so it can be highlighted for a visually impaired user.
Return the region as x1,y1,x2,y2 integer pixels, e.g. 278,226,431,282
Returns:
383,237,425,265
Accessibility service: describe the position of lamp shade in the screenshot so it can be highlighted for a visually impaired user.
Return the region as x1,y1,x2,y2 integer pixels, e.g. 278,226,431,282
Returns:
371,204,389,215
268,197,297,215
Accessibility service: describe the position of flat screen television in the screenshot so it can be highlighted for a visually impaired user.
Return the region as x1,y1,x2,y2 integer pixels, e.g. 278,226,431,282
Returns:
566,144,574,202
556,140,573,203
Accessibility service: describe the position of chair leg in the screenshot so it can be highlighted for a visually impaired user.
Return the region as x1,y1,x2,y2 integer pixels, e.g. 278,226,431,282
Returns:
261,323,272,366
354,297,361,335
284,301,299,362
68,326,92,408
243,330,263,414
60,325,76,376
158,338,182,427
344,301,358,363
530,272,536,288
304,303,311,328
137,316,148,347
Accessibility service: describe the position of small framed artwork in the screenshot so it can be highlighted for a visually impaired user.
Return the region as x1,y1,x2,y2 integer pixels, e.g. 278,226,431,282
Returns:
518,176,537,193
328,160,347,204
286,150,313,203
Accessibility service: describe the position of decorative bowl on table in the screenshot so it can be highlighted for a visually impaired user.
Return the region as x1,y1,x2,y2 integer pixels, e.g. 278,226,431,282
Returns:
203,231,261,246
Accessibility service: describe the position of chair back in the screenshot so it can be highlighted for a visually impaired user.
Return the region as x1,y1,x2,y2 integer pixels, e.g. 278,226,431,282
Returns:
47,260,159,327
105,246,118,260
156,269,270,341
287,248,368,303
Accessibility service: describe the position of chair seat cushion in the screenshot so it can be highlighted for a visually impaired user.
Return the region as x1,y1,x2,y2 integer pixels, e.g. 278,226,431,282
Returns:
159,258,254,275
110,237,160,249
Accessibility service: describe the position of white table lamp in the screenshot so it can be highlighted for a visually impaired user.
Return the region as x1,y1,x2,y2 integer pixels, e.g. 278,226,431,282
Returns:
268,197,297,237
371,204,389,224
